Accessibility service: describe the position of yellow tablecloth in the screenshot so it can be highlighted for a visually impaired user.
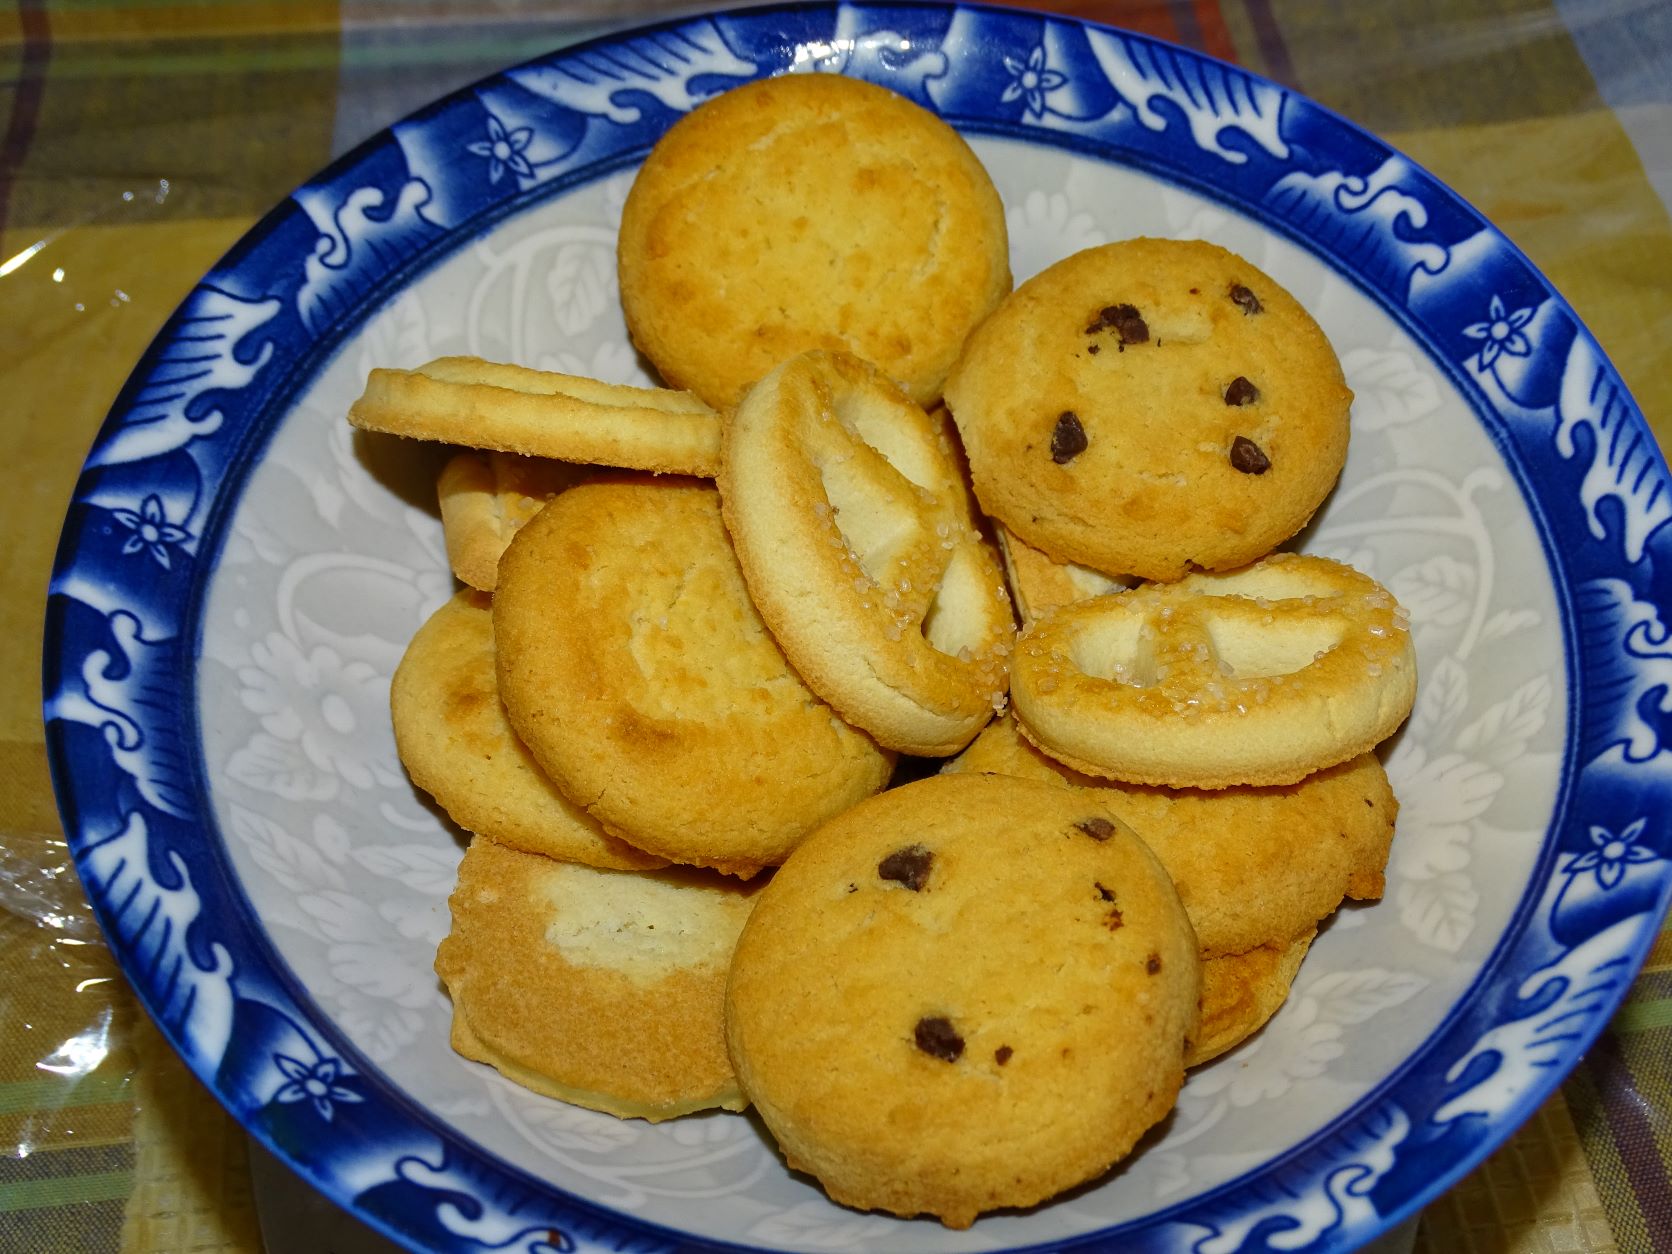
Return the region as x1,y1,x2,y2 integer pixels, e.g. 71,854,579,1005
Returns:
2,1,1668,1250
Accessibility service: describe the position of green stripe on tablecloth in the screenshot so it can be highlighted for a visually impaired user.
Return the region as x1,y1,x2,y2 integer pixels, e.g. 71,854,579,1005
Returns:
0,1171,132,1212
1613,997,1672,1033
0,1200,126,1253
0,1073,131,1116
13,29,612,81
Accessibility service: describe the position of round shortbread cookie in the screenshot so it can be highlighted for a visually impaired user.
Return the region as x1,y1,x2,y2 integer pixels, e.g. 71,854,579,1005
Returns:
618,74,1010,410
436,838,758,1120
944,238,1352,582
720,351,1014,756
1191,930,1314,1067
349,356,721,475
945,714,1396,957
1010,553,1417,788
436,451,588,591
726,773,1200,1228
391,590,665,871
493,474,893,876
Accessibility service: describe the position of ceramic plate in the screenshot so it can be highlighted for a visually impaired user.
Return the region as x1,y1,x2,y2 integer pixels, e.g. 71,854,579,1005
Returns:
44,3,1672,1250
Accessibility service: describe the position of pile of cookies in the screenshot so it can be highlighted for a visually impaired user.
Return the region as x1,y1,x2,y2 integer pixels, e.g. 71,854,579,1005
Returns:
350,72,1417,1229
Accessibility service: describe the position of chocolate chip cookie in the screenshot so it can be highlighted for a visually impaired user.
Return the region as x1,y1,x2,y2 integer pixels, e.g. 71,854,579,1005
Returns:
725,773,1200,1227
944,238,1352,581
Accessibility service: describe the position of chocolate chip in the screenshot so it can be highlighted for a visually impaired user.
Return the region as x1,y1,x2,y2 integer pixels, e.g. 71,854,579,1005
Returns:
1145,954,1162,975
1086,302,1149,344
994,1045,1013,1065
1104,908,1125,932
878,845,932,891
914,1016,964,1062
1229,436,1271,475
1095,881,1115,902
1112,305,1149,344
1087,343,1100,356
1050,411,1088,464
1229,283,1263,315
1074,816,1116,840
1224,376,1259,406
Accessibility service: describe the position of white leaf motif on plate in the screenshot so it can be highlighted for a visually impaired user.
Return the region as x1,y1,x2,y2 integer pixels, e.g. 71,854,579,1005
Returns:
746,1200,898,1249
1006,189,1108,280
236,633,402,794
1409,655,1469,744
1396,872,1481,955
1388,744,1501,951
229,804,347,894
1455,676,1553,766
296,891,436,1007
1388,555,1474,629
517,1099,643,1156
544,242,613,336
1478,608,1541,645
1341,347,1441,431
349,843,461,896
226,732,336,802
1187,971,1422,1109
1304,969,1429,1026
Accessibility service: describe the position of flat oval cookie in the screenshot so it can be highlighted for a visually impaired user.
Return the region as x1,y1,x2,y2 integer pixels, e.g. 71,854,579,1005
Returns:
436,451,588,592
945,238,1351,581
1010,553,1417,788
618,74,1010,410
391,590,665,871
720,351,1014,756
946,713,1396,957
726,773,1200,1228
436,838,758,1120
349,356,721,475
493,475,894,876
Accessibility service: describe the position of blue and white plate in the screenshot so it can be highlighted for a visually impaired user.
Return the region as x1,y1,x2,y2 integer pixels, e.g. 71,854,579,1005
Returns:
44,4,1672,1251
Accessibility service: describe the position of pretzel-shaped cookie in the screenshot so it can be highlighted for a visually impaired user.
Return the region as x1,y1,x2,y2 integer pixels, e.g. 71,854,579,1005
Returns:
349,356,721,475
720,351,1014,756
1011,553,1415,788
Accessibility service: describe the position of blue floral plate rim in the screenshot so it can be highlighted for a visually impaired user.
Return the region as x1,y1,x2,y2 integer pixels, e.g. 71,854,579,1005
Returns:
44,3,1672,1251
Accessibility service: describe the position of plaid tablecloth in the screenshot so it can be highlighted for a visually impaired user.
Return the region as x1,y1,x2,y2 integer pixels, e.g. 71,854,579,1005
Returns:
2,1,1669,1251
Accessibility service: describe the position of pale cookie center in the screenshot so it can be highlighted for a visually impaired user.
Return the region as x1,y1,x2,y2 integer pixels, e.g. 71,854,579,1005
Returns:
538,865,746,983
620,560,801,717
921,542,999,658
1068,603,1348,688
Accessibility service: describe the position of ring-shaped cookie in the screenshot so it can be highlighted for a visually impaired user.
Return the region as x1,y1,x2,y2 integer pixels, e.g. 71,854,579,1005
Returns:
1011,553,1416,788
719,351,1015,757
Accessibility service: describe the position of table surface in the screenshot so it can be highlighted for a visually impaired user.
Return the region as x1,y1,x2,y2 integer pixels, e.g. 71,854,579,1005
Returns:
2,1,1669,1251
